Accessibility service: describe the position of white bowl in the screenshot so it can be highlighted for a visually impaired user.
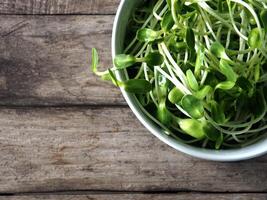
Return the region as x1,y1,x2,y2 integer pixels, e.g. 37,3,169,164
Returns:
111,0,267,161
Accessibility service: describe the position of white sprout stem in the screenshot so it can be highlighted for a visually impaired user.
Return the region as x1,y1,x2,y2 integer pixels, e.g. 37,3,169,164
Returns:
197,1,232,29
155,66,191,94
153,67,160,106
143,46,158,106
164,60,181,83
175,104,191,118
160,43,188,86
171,0,179,26
238,10,247,61
143,63,149,82
200,60,209,85
199,7,217,40
202,25,211,48
247,124,267,133
248,49,259,66
231,134,243,143
144,63,158,107
246,52,251,63
227,0,248,41
184,49,189,64
134,64,144,79
159,5,168,17
135,42,149,57
164,59,191,93
230,0,263,40
153,10,163,21
216,24,223,40
150,92,159,107
225,29,231,49
158,43,188,92
207,117,254,135
153,0,164,20
154,3,168,20
153,0,164,16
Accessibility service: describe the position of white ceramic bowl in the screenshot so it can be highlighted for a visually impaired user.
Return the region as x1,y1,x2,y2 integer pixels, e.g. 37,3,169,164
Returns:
111,0,267,161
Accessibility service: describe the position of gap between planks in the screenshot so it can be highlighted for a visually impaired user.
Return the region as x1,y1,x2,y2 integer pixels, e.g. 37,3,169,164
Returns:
0,191,266,200
0,104,128,109
0,13,116,16
1,190,267,196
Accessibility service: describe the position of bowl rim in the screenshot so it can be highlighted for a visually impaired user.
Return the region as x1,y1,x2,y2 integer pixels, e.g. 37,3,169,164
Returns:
111,0,267,161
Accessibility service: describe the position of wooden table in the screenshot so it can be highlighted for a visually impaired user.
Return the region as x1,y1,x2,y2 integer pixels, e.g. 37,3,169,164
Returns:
0,1,266,199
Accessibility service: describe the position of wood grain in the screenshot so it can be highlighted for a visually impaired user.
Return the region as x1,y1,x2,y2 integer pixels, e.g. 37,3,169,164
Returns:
0,0,120,15
0,107,267,193
0,193,266,200
0,15,125,106
0,1,266,198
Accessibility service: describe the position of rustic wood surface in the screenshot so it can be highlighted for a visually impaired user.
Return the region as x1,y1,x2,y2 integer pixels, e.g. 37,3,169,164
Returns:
0,0,266,199
0,193,266,200
0,15,125,106
0,107,267,194
0,0,119,14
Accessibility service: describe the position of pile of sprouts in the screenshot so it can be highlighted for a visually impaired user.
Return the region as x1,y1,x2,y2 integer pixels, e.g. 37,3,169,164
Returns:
92,0,267,149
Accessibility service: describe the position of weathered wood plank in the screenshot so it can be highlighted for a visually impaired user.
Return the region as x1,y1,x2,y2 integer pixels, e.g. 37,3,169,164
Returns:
0,0,120,15
0,193,266,200
0,15,125,106
0,107,267,193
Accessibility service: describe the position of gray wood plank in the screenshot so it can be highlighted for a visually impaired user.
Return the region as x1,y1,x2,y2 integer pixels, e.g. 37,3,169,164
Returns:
0,15,125,106
0,0,120,15
0,193,266,200
0,107,267,193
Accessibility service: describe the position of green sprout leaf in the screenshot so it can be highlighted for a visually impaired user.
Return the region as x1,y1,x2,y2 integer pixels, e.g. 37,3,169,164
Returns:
137,28,161,42
144,52,164,67
210,101,226,124
194,47,204,77
260,10,267,32
161,11,175,32
91,48,110,79
91,48,99,74
168,87,184,104
178,118,206,139
186,69,199,91
254,64,260,82
215,133,224,150
248,28,262,49
107,69,119,86
210,42,230,60
157,100,172,125
121,79,152,94
114,54,136,69
181,95,204,119
194,85,213,100
186,28,195,50
219,59,237,82
169,41,187,52
215,81,235,91
203,122,221,142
